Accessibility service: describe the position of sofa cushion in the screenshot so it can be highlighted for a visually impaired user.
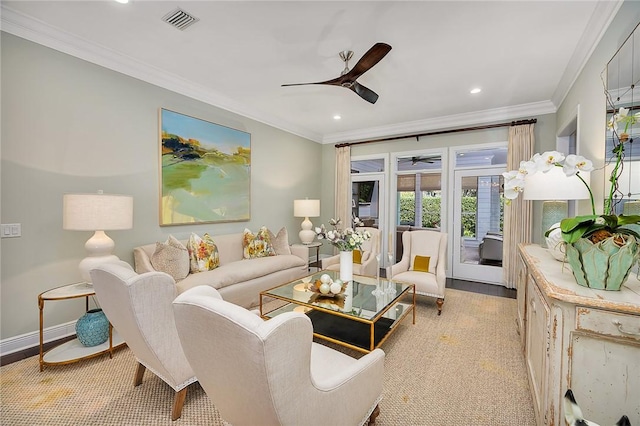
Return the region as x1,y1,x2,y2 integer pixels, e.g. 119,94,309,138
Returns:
151,235,190,281
267,227,291,255
176,254,306,291
188,233,220,273
242,227,276,259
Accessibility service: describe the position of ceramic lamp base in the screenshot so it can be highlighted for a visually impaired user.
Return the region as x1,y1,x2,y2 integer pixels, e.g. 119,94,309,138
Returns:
299,217,315,244
541,201,567,248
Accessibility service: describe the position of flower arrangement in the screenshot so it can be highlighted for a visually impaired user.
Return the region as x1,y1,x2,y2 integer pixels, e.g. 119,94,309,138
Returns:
503,147,640,245
315,217,371,251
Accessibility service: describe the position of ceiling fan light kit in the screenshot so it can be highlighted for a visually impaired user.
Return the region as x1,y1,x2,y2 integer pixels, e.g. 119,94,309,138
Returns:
282,42,392,104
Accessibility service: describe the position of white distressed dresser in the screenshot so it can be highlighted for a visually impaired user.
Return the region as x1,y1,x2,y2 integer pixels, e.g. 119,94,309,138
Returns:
517,244,640,426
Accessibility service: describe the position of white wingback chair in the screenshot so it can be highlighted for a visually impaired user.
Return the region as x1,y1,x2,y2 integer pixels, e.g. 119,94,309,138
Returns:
90,263,206,421
173,285,385,426
321,227,381,277
386,230,448,315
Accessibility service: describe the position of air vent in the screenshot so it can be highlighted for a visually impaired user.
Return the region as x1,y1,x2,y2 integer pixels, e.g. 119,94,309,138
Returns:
162,8,199,31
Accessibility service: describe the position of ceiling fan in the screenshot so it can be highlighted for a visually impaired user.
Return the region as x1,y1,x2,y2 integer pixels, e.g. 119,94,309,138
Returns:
400,156,438,165
282,42,392,104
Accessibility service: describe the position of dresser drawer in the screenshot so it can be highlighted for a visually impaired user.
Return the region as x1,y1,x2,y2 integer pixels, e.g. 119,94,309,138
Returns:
576,307,640,341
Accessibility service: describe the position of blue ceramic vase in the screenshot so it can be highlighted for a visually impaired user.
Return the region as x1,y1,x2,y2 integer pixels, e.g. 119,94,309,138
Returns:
75,308,109,347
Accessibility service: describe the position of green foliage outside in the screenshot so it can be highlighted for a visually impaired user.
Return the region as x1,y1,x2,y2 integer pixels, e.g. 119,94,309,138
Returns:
399,193,479,237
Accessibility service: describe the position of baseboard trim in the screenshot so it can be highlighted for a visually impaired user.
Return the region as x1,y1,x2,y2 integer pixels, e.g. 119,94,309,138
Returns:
1,321,76,357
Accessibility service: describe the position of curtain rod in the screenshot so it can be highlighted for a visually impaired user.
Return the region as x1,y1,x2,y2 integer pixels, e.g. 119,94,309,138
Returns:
335,118,537,148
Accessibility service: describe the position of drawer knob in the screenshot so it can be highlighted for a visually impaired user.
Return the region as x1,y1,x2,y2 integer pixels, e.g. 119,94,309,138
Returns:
612,319,640,336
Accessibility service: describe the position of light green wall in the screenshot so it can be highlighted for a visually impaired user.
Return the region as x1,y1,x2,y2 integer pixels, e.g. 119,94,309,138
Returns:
0,33,321,341
557,1,640,215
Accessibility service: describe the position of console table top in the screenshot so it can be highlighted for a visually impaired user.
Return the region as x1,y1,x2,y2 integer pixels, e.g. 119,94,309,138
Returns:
519,243,640,315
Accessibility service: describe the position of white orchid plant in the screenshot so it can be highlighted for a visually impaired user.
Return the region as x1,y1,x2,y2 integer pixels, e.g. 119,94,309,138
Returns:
503,148,640,245
607,106,640,141
315,217,371,251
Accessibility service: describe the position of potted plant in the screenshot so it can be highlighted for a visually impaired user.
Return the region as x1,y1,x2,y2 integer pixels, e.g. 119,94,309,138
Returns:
504,136,640,290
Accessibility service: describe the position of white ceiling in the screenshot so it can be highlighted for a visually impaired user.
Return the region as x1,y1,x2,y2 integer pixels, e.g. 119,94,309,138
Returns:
1,1,622,144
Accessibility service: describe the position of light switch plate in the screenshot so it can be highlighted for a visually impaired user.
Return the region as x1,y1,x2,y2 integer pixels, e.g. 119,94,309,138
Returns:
1,223,21,238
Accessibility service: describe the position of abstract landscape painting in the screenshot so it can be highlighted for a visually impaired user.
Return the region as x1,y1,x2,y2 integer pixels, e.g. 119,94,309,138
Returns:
159,109,251,225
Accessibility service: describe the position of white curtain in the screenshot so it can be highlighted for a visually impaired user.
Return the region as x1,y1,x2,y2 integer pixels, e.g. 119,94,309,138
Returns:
503,124,534,288
335,145,352,229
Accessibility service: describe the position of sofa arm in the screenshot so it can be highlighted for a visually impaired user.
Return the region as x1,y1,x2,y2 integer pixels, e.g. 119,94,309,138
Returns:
290,244,309,262
133,247,156,274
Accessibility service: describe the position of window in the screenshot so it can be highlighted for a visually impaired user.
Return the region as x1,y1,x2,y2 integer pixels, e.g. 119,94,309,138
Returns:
396,173,441,228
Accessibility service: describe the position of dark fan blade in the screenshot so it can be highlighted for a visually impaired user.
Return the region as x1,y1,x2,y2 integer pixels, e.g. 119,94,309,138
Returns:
350,82,379,104
342,42,392,82
281,75,344,87
282,43,391,88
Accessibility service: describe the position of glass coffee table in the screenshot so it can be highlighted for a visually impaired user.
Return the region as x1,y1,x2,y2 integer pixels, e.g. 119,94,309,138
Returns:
260,270,415,353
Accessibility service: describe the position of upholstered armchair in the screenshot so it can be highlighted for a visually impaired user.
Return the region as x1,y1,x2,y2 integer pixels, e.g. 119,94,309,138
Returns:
90,263,205,421
321,227,381,277
173,285,385,426
386,230,448,315
479,232,503,264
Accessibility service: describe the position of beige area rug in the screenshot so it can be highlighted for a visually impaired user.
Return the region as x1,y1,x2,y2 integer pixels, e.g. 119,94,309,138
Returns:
1,288,535,425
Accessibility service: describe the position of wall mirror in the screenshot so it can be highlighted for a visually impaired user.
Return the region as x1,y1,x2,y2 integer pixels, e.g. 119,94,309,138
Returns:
604,22,640,216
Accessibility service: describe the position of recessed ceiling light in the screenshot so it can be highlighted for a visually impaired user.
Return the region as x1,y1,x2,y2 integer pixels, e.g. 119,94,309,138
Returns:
115,0,129,3
470,88,482,94
333,115,341,120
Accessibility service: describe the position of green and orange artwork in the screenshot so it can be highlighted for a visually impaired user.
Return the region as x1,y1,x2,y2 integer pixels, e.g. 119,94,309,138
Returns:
160,109,251,225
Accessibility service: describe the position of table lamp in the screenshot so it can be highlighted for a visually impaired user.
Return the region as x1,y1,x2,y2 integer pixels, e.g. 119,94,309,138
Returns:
294,199,320,244
63,191,134,282
523,167,590,247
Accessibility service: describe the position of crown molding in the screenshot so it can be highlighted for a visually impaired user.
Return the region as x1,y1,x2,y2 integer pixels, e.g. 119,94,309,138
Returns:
551,0,623,108
322,100,557,145
0,6,323,143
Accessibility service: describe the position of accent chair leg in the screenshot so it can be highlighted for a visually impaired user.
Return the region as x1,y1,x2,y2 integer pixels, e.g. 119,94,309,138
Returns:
436,298,444,315
134,362,146,386
368,405,380,425
171,388,188,421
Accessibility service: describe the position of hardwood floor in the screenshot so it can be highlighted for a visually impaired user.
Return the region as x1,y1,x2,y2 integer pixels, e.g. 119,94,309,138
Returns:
446,277,516,299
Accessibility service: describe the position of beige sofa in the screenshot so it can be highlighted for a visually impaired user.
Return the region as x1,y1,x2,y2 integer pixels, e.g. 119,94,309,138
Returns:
134,232,308,309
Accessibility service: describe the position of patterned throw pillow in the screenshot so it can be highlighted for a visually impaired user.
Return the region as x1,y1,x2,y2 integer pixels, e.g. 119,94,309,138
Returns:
187,233,220,273
413,255,431,273
352,249,363,264
151,235,190,281
267,227,291,255
243,227,276,259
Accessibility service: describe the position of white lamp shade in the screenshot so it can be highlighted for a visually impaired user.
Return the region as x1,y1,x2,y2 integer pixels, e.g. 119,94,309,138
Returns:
523,167,591,201
63,192,133,282
293,199,320,217
64,193,133,230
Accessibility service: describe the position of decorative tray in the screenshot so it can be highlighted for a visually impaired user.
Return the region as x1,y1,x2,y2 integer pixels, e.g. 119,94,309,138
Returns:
308,279,347,298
